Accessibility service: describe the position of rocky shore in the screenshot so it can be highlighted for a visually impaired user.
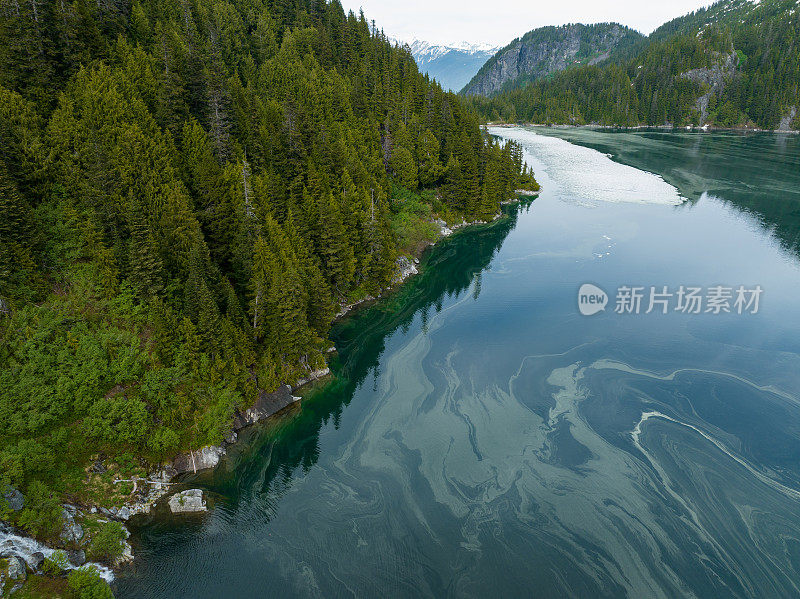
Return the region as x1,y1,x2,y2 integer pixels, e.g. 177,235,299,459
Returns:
1,517,119,589
0,195,539,588
486,121,799,134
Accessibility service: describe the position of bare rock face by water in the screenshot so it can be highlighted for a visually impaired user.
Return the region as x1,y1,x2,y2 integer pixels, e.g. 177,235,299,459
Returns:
680,52,738,126
168,489,207,514
232,384,297,431
3,555,27,581
172,445,226,475
0,554,27,594
294,368,330,388
779,106,797,131
394,257,419,284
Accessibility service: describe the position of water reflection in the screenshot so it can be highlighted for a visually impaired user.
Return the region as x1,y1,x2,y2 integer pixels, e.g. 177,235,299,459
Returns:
531,128,800,258
117,130,800,599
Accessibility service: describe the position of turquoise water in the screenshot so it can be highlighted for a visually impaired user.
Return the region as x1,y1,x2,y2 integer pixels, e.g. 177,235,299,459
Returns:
117,129,800,598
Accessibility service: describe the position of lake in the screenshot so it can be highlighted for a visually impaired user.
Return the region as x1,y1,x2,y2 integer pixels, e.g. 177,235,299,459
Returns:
116,127,800,598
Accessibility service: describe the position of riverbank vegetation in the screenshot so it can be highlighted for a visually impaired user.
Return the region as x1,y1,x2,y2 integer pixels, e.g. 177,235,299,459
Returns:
0,0,537,563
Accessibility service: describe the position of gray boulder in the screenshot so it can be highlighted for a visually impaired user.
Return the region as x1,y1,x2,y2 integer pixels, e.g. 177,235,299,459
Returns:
168,489,207,514
2,487,24,511
6,555,26,581
60,509,84,544
172,445,225,475
28,552,44,571
67,549,86,567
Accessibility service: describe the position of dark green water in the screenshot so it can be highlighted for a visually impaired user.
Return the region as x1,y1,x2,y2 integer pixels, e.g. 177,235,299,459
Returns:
117,129,800,598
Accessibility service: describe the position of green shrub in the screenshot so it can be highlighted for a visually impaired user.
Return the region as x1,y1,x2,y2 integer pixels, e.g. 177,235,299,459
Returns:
67,567,114,599
42,550,71,575
17,481,64,540
88,521,126,563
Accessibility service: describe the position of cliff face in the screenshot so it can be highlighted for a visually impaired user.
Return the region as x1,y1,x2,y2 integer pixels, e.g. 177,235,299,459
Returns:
461,23,642,97
680,52,739,126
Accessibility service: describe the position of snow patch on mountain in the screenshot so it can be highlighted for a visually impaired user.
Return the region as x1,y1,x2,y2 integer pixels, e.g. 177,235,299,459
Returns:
391,38,500,92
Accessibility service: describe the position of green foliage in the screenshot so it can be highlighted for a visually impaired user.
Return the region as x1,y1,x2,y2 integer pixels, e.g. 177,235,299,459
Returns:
0,0,530,532
87,521,126,563
67,567,113,599
390,146,418,189
42,551,71,576
17,481,63,541
389,187,439,254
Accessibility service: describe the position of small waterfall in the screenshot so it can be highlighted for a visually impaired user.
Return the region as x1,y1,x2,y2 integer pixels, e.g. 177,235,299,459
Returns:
0,522,114,582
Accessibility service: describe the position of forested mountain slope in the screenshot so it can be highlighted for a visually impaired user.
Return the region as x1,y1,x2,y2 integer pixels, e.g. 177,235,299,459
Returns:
0,0,534,536
468,0,800,129
461,23,643,97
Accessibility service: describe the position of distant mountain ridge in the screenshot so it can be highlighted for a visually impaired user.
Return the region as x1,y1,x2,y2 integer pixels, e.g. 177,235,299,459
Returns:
461,23,644,96
467,0,800,130
397,39,500,92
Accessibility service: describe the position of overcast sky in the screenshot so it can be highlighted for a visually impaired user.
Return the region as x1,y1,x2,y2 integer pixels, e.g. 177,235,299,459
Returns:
338,0,713,47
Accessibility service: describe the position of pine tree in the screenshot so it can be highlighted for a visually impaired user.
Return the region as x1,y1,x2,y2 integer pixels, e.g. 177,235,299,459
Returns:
390,146,417,189
317,193,355,297
417,128,443,187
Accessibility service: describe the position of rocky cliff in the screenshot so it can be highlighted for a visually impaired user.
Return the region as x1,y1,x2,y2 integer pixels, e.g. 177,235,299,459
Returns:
461,23,643,97
680,52,739,125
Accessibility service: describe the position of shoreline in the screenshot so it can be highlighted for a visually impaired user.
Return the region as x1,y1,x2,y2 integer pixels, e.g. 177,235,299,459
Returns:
0,194,543,585
0,193,544,597
139,195,542,478
485,122,800,134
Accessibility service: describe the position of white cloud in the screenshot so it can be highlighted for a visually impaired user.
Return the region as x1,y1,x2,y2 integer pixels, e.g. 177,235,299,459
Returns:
339,0,713,46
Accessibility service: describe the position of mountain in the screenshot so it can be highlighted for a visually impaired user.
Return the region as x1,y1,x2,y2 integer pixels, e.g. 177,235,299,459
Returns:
468,0,800,130
461,23,644,97
399,39,499,92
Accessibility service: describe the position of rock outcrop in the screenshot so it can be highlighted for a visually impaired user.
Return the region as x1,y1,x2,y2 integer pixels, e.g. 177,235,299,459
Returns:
681,52,738,125
394,257,419,284
778,106,797,131
4,555,27,581
294,368,331,388
172,445,226,476
2,487,24,512
59,507,84,544
232,384,299,431
168,489,207,514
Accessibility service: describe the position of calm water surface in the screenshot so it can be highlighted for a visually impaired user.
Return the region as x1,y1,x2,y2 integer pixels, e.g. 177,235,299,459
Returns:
117,128,800,598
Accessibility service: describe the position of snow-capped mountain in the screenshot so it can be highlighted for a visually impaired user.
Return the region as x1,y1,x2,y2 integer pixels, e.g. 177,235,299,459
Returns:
394,39,500,92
